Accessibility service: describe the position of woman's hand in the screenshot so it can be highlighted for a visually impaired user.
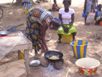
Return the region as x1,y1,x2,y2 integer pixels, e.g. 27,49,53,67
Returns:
63,26,69,33
69,22,73,26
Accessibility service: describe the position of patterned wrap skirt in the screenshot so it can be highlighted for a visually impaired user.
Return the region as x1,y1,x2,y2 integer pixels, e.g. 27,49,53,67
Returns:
57,24,77,36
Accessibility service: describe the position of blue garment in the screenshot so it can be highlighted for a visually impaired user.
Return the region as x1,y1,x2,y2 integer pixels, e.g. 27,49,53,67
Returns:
95,4,102,18
96,11,102,17
86,0,92,13
82,0,92,17
22,0,32,9
52,17,61,25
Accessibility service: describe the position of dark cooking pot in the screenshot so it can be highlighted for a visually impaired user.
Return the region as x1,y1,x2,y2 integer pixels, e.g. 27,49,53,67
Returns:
44,50,63,62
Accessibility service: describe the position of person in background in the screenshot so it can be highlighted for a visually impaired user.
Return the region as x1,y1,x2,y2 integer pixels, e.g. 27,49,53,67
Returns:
95,4,102,25
92,0,98,12
43,0,48,2
82,0,98,25
57,0,77,43
83,0,92,25
22,0,33,10
52,0,60,11
26,7,52,56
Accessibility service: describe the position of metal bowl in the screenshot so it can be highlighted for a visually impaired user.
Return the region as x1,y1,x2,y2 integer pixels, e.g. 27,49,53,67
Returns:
29,60,41,67
0,30,9,36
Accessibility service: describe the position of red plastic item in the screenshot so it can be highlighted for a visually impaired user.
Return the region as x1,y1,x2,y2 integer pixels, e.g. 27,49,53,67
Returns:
0,35,7,37
99,21,102,26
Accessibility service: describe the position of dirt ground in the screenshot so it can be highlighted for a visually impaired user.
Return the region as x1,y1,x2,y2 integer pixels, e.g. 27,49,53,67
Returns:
0,1,102,77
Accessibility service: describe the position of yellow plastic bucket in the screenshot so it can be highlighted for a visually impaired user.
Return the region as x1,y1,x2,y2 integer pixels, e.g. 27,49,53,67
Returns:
61,34,73,44
18,50,24,59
